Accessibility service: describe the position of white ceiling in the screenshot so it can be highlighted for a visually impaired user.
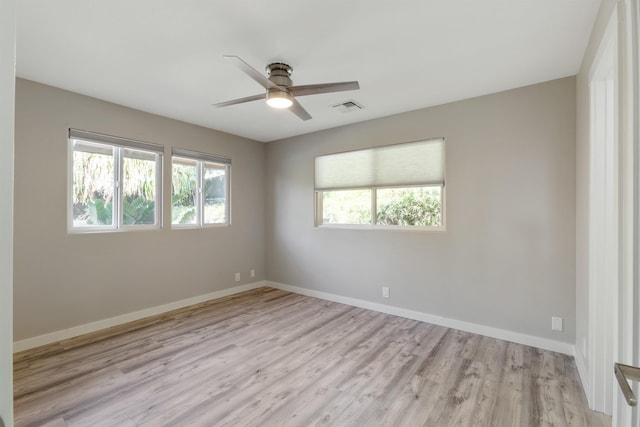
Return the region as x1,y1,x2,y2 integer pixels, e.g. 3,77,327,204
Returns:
16,1,601,143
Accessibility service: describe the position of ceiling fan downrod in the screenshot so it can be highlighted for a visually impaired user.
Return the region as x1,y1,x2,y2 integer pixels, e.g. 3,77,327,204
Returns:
266,63,293,87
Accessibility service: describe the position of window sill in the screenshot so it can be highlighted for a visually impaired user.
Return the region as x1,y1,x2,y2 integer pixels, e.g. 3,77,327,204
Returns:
315,224,445,232
171,223,230,230
68,225,162,234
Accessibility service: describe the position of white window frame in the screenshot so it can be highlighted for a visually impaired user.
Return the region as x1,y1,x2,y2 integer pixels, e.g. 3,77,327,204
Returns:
314,138,446,231
315,184,446,231
171,148,231,229
68,129,163,233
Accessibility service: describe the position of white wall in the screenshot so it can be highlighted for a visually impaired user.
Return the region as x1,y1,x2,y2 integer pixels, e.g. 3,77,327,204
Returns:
13,79,266,341
575,0,617,377
0,0,16,424
266,77,577,345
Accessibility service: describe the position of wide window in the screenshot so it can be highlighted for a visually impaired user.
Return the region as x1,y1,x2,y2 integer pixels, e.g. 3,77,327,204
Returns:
171,148,231,227
315,138,445,229
69,129,163,232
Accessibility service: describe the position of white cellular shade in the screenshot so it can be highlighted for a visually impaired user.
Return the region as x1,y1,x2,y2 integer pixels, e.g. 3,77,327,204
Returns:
172,147,231,165
315,138,444,190
69,129,164,153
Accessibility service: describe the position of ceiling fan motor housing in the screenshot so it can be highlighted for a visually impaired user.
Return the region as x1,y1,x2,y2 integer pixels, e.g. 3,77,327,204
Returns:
267,62,293,87
215,55,359,121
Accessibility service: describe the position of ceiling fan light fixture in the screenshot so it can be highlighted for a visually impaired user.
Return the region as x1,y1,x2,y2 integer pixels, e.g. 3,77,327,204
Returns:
266,88,293,109
215,56,359,121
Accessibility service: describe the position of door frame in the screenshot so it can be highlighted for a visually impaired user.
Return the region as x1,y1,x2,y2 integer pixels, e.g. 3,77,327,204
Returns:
613,0,639,424
587,8,619,415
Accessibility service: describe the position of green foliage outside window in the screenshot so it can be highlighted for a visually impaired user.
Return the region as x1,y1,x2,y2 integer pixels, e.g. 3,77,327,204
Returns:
321,186,442,227
376,187,441,227
171,161,227,225
84,196,155,226
72,146,158,227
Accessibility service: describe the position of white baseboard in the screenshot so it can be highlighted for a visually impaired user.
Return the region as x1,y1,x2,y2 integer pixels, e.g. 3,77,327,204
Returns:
573,345,591,405
266,281,574,356
13,281,267,353
14,280,575,357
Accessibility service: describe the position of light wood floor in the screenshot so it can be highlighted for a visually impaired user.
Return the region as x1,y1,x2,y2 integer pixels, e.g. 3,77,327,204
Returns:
14,287,610,427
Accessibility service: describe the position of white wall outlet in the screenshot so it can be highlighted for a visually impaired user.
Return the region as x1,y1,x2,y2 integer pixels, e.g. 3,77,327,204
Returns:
250,269,255,278
551,316,563,331
382,287,390,298
235,272,240,282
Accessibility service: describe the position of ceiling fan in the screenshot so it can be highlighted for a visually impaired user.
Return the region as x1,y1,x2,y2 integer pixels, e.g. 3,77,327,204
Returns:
213,55,360,121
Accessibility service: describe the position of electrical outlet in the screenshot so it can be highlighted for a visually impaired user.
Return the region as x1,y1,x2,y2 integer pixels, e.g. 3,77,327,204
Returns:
382,287,390,298
250,269,255,278
235,272,240,282
551,316,563,331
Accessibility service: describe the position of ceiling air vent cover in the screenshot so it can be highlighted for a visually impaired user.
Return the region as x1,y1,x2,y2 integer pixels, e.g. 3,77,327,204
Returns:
332,100,364,113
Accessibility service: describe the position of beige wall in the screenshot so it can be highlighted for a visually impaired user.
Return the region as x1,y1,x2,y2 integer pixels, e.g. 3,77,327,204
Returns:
574,0,616,369
266,77,577,343
13,73,581,352
13,79,266,341
1,0,16,424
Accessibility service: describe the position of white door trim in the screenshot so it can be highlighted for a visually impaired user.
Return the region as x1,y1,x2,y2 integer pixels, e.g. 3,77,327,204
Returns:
587,7,618,415
613,0,640,425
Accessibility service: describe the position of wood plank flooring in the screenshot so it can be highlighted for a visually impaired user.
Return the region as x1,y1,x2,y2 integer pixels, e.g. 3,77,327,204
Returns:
14,287,611,426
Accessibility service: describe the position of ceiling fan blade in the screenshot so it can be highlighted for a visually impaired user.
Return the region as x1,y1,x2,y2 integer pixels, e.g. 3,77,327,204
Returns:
212,93,265,108
289,97,312,121
223,55,280,90
289,81,360,97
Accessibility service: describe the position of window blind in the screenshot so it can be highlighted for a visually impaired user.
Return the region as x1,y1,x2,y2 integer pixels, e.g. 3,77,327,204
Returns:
172,147,232,166
69,129,164,154
314,138,444,190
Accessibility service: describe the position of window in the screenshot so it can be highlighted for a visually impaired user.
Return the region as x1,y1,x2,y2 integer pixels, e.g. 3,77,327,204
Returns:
171,148,231,227
315,138,445,229
69,129,163,232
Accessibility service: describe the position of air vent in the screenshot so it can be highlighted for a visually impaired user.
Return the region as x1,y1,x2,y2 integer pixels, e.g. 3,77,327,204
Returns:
331,100,364,113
